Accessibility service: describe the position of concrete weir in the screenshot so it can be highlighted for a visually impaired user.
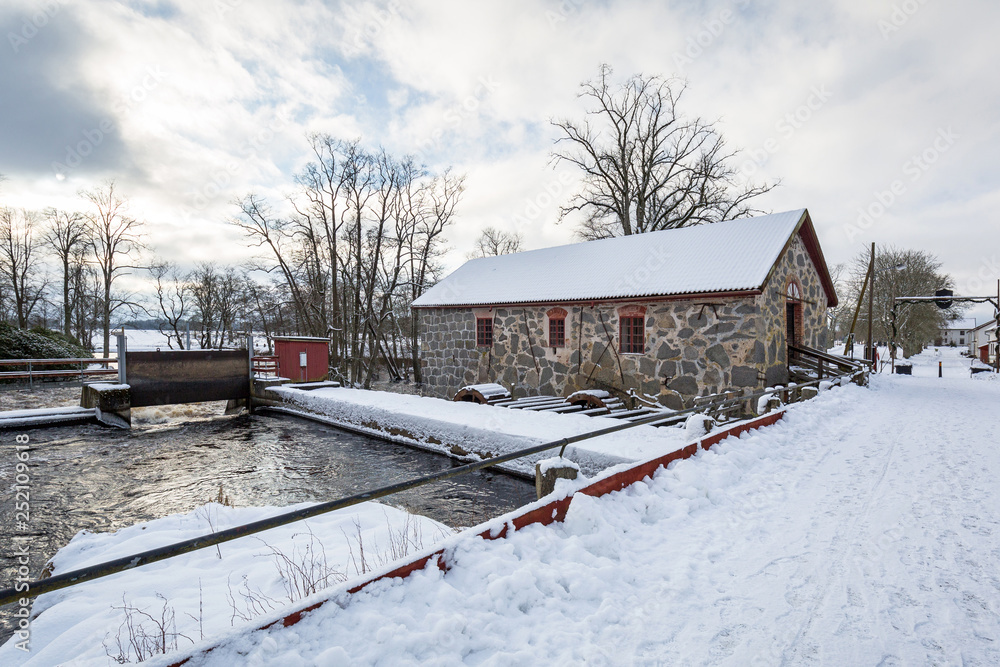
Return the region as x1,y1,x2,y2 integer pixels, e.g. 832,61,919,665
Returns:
80,382,132,428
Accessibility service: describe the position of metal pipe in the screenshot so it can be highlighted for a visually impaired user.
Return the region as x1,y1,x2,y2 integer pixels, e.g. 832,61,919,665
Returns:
0,366,865,607
116,331,126,385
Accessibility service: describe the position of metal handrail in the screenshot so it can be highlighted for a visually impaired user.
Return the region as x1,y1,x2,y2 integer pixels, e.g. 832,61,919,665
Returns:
0,357,119,389
0,366,866,607
0,358,117,366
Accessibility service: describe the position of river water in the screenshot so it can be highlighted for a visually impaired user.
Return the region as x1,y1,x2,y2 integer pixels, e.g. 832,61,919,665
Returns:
0,404,536,644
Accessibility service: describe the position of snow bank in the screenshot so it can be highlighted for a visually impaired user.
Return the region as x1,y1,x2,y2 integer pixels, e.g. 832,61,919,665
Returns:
155,365,1000,666
0,406,96,428
0,502,452,666
456,382,508,399
268,386,691,477
536,456,580,475
0,406,93,419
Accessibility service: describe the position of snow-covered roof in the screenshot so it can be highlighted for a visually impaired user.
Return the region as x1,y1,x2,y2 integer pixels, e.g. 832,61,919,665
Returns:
943,319,977,331
971,320,996,332
414,209,836,308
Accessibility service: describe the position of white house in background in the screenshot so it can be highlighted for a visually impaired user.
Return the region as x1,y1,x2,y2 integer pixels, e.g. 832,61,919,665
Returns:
969,320,997,363
938,318,977,347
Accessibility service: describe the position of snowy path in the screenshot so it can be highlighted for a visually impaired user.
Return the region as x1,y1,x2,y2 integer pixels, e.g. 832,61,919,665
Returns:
178,349,1000,666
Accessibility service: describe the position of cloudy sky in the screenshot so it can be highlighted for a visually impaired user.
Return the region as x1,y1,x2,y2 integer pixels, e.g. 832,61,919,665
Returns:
1,0,998,321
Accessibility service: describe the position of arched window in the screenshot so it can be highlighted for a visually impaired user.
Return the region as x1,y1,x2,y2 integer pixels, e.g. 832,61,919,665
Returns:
785,278,803,348
547,307,567,347
786,280,802,302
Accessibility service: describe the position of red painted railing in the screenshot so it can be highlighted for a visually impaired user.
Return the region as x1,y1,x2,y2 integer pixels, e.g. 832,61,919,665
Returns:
166,409,786,666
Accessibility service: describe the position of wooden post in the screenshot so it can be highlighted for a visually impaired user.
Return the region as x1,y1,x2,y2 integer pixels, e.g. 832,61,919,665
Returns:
843,253,873,358
866,242,875,363
535,457,579,499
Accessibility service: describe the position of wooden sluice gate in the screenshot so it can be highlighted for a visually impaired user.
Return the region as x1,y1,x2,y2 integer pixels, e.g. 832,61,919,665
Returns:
125,350,250,408
81,333,255,428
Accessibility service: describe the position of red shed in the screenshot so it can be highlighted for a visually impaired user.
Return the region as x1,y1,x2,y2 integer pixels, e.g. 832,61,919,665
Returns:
272,336,330,382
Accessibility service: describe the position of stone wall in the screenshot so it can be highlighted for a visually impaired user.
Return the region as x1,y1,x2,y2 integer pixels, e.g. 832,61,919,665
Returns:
418,233,830,407
757,233,830,386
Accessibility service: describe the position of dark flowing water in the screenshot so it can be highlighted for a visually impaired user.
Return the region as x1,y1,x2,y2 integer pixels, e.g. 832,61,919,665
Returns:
0,407,536,643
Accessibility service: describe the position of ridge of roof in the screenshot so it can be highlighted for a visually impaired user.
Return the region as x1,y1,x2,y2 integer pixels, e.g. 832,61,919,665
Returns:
413,209,836,308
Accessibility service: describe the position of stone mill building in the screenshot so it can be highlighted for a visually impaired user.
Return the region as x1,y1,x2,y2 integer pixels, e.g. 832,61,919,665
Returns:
412,209,838,408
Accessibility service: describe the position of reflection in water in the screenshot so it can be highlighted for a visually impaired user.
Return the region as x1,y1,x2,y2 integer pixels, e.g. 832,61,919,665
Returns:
0,407,536,643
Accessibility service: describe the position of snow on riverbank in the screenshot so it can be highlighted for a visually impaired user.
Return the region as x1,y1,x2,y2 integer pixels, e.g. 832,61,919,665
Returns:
269,385,692,477
161,346,1000,665
0,502,452,666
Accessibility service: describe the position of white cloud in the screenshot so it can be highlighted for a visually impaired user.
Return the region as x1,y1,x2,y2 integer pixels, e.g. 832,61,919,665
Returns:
0,0,997,306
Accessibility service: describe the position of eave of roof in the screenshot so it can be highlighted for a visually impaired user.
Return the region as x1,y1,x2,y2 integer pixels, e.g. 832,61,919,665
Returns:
413,289,763,310
412,208,839,309
760,210,839,308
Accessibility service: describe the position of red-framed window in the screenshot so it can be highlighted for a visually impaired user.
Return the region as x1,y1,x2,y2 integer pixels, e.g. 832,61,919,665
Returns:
476,317,493,347
549,318,565,347
547,307,567,347
620,316,645,354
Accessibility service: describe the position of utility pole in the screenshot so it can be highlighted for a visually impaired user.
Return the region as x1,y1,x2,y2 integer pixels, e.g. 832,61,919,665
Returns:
866,242,875,367
843,254,873,359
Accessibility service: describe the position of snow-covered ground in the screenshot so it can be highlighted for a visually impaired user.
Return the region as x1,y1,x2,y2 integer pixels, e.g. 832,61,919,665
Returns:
270,384,693,477
7,346,999,666
153,346,999,666
0,503,452,666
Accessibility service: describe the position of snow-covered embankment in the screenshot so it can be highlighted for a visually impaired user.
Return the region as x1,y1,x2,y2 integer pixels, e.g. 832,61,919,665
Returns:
267,385,692,477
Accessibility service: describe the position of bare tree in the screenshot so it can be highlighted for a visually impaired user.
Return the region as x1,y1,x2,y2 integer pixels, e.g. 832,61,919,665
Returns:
0,207,46,328
552,65,776,240
468,226,522,259
42,208,89,337
231,136,463,386
230,194,324,338
294,134,363,369
245,276,281,353
149,262,189,349
72,260,100,348
405,170,464,382
189,263,219,349
215,266,244,347
81,180,145,357
844,245,960,357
